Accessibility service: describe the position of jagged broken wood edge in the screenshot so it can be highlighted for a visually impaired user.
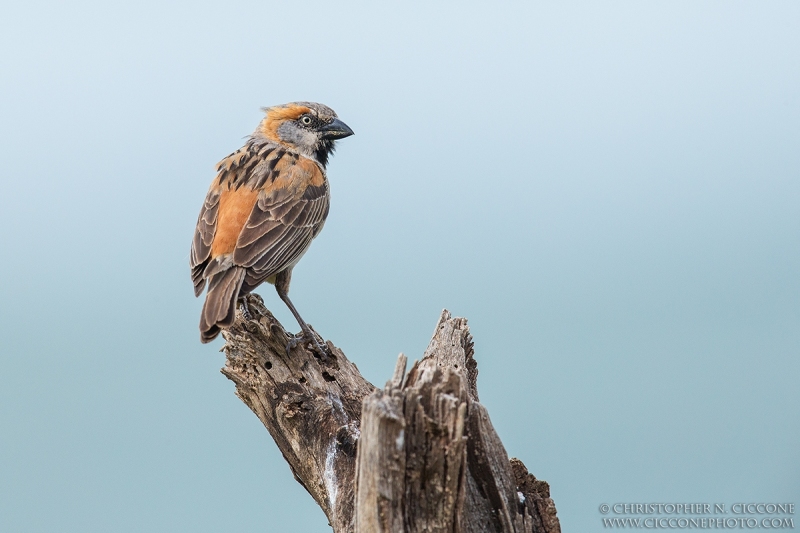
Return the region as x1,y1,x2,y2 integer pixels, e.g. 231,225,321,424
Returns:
355,311,561,533
219,293,560,533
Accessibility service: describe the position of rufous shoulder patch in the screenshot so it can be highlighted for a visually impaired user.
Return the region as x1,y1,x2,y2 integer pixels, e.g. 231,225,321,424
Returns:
211,187,260,257
266,155,325,193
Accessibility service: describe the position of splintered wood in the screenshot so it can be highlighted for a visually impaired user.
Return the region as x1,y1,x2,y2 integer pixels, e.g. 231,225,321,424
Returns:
221,294,560,533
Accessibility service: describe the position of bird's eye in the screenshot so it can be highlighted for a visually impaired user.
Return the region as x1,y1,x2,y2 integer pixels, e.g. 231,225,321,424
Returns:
300,116,312,125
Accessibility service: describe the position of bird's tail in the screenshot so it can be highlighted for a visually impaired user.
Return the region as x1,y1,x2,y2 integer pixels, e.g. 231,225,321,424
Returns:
199,266,246,343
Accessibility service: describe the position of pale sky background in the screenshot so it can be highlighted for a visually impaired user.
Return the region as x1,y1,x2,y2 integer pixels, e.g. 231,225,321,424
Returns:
1,1,798,531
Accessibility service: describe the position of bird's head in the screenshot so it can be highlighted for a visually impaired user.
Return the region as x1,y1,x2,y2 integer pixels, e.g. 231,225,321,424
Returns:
255,102,354,167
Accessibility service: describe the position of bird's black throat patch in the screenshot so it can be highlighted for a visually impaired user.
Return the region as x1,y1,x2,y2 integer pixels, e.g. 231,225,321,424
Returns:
315,139,335,168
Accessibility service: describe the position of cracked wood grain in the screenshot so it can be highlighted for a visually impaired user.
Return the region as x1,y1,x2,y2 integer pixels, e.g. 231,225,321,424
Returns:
220,294,560,533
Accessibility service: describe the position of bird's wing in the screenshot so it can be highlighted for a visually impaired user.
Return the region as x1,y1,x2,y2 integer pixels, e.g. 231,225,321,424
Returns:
190,142,274,295
190,184,222,296
233,158,330,281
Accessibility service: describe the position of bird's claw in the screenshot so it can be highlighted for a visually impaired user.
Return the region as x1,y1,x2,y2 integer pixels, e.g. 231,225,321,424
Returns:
285,333,301,356
285,330,331,360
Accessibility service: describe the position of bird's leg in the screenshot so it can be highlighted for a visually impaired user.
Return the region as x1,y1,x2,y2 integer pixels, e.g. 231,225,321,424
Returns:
282,299,329,359
275,270,330,359
238,294,253,321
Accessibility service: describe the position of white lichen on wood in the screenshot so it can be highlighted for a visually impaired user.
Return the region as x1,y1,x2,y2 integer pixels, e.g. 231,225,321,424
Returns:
325,439,339,514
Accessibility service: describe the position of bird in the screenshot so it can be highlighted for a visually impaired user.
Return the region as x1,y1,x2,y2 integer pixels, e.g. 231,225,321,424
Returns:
190,102,354,351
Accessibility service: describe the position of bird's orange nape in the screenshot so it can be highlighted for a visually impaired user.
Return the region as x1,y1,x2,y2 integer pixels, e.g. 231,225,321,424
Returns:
260,105,312,143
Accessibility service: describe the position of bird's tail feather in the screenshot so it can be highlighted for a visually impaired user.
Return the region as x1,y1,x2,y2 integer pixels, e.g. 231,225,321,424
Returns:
199,266,246,343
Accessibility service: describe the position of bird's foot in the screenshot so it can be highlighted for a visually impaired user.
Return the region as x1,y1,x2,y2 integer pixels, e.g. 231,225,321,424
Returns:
238,297,253,321
285,329,331,361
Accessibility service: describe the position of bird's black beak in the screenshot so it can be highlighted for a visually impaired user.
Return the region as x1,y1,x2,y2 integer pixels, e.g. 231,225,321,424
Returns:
318,118,354,140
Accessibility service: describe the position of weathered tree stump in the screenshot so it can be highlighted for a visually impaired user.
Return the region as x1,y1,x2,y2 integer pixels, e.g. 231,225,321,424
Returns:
221,293,560,533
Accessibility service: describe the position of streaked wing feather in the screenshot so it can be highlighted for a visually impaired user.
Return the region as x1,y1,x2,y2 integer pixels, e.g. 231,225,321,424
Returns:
232,165,329,278
190,186,222,295
190,186,221,268
250,230,313,275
